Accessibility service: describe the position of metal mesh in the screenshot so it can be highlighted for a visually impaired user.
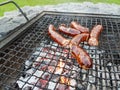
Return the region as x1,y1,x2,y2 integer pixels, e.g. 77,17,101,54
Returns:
0,12,120,90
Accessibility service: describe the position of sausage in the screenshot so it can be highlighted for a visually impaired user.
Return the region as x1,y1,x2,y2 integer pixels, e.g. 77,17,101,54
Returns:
70,45,92,69
70,33,89,46
70,21,89,33
88,25,103,46
48,24,70,47
58,24,81,36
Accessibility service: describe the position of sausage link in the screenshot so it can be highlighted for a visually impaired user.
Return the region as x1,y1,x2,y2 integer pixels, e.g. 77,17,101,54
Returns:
70,21,89,33
70,45,92,69
88,25,103,46
70,33,89,46
58,24,81,36
48,24,70,47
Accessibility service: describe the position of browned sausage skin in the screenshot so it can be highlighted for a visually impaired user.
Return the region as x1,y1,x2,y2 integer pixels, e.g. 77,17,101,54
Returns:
70,45,92,69
58,24,81,37
70,21,89,33
70,33,89,46
48,24,70,47
48,24,93,70
88,25,103,46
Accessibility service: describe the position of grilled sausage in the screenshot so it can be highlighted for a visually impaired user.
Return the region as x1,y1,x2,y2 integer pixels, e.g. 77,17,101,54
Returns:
48,24,70,47
70,21,89,33
70,33,89,46
70,45,92,69
88,25,103,46
58,24,81,36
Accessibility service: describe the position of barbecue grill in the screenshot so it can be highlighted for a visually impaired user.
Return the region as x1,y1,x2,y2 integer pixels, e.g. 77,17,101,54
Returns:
0,11,120,90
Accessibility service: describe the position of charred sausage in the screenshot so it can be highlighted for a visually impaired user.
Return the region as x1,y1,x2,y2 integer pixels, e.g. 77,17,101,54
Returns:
88,25,103,46
48,24,70,47
58,24,81,36
70,21,89,33
70,33,89,46
70,45,92,69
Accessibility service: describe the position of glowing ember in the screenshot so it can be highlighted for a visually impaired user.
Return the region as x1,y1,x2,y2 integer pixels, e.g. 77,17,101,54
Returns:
47,66,55,73
60,76,70,85
58,59,65,68
55,67,63,74
55,59,65,74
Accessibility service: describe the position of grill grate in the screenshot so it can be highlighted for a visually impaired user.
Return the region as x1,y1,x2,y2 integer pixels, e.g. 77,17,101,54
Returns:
0,12,120,90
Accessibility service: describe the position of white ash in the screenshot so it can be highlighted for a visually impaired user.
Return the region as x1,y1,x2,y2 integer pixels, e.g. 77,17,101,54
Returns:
70,71,78,78
33,70,43,77
87,84,96,90
48,81,56,90
68,87,76,90
32,57,42,67
70,79,77,86
18,40,119,90
25,60,33,69
25,69,34,77
17,77,31,88
118,81,120,90
16,40,120,90
51,74,60,82
88,75,96,84
17,40,118,90
32,51,40,56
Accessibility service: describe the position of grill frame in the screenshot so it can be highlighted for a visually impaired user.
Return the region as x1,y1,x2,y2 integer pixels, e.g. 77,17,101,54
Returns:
0,11,120,90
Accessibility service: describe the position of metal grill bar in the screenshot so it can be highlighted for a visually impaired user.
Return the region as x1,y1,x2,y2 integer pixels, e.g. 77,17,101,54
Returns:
0,0,29,21
0,11,120,90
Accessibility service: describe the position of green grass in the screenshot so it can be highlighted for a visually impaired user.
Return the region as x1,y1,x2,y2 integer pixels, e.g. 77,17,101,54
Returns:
0,0,120,16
